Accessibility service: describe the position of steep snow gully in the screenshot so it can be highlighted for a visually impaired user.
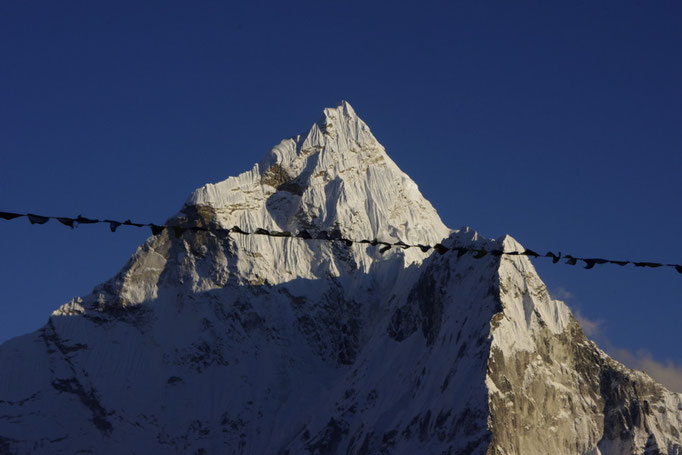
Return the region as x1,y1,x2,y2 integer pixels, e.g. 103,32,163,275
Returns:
1,102,680,454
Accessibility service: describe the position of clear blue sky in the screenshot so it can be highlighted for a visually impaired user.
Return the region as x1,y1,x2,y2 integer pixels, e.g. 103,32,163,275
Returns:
1,2,681,373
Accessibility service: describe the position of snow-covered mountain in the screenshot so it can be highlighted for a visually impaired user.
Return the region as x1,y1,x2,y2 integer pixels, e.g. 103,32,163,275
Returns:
1,101,680,455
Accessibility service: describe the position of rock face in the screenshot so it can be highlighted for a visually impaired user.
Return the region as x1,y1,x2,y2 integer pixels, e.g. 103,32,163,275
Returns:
0,102,680,455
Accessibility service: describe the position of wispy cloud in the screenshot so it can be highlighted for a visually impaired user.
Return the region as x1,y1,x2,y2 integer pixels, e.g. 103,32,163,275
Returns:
551,285,682,393
571,308,603,339
607,347,682,393
549,286,574,302
550,287,605,340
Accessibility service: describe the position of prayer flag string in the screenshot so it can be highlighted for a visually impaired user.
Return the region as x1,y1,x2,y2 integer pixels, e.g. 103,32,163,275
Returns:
1,210,680,275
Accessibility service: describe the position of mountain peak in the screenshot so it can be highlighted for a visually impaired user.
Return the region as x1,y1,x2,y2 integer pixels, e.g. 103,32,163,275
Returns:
322,99,356,120
317,100,358,132
186,102,450,252
3,102,682,455
303,100,375,152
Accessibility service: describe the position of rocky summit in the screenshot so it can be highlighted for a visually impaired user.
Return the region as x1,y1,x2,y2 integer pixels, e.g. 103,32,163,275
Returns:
1,102,680,455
